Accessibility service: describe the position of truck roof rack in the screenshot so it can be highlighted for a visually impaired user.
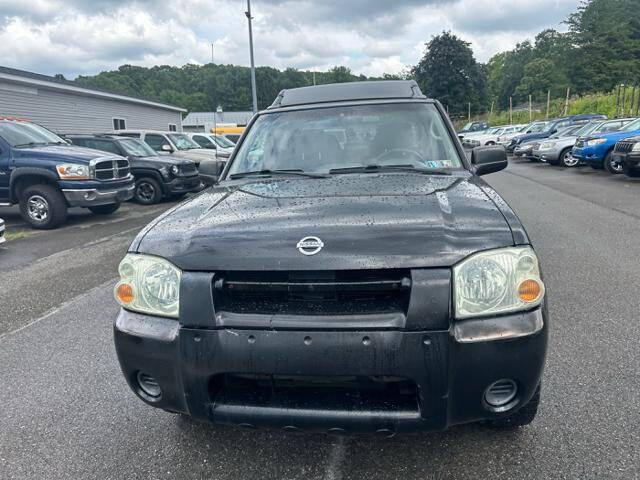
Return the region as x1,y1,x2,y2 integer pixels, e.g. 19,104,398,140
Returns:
268,80,428,110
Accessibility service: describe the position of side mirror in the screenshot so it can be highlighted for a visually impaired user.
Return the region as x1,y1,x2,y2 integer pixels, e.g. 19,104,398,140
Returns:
161,144,173,152
471,145,508,176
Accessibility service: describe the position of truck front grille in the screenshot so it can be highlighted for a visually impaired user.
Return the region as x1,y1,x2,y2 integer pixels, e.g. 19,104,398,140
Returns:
179,163,198,176
615,141,634,153
94,159,130,180
213,270,411,316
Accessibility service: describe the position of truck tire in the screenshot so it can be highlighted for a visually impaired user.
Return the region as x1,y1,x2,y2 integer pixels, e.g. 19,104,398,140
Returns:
604,151,623,174
134,177,163,205
19,184,68,230
88,203,121,215
489,384,540,429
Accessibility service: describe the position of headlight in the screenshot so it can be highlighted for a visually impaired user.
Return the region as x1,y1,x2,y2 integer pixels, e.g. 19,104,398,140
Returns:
540,142,555,150
114,253,181,318
632,143,640,152
56,163,91,180
586,138,607,147
171,165,180,175
453,246,545,319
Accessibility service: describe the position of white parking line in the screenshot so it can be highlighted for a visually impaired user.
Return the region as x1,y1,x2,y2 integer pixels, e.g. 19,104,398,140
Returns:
0,278,115,341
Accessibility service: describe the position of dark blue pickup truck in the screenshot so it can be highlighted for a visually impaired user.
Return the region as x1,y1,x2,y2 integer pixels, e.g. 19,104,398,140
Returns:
0,119,134,229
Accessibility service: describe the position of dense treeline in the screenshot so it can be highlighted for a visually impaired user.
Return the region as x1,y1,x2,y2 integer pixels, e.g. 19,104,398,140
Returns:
75,0,639,116
76,64,380,112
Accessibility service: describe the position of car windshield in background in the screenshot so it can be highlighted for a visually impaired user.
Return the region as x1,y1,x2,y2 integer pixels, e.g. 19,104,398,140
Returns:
120,138,157,157
167,133,201,150
528,123,547,133
621,117,640,131
575,122,602,136
0,122,66,147
213,135,235,148
229,103,462,176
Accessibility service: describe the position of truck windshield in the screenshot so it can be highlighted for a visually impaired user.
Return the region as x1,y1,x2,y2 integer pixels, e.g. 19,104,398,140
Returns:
213,135,235,148
0,121,66,147
167,133,201,150
229,103,462,176
120,138,157,157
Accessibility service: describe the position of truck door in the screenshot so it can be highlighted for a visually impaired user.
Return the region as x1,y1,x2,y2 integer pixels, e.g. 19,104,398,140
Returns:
0,138,10,202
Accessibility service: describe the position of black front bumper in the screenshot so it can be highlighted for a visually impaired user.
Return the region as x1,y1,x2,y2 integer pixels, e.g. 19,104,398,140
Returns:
615,151,640,174
163,175,203,195
114,306,548,435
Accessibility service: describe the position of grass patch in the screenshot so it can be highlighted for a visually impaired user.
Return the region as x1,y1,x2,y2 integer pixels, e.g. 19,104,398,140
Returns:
4,230,33,241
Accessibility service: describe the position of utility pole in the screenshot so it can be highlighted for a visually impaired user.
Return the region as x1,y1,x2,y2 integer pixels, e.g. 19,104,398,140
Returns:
245,0,258,113
621,84,627,117
468,102,471,121
546,90,550,118
211,43,214,63
563,87,570,116
509,97,513,125
615,85,621,117
528,95,532,122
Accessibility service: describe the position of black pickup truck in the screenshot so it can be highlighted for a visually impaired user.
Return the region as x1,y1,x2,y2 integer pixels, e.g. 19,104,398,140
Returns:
65,134,202,204
0,119,134,229
113,81,548,435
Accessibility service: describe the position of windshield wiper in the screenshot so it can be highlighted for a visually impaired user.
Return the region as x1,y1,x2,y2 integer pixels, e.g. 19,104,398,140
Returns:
13,141,49,148
229,169,328,179
329,164,451,176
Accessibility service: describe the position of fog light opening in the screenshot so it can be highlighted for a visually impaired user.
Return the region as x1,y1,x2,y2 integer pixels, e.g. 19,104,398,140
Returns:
137,371,162,399
484,379,518,409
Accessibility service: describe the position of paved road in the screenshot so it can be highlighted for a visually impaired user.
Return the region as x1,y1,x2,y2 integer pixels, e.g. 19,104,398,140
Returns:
1,161,639,479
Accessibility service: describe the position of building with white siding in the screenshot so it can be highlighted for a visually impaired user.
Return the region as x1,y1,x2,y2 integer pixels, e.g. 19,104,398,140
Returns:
182,110,253,133
0,66,186,134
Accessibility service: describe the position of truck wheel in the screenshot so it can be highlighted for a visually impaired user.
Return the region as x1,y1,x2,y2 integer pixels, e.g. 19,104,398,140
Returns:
134,177,163,205
604,151,623,174
489,384,540,429
88,203,121,215
559,148,579,167
19,184,68,230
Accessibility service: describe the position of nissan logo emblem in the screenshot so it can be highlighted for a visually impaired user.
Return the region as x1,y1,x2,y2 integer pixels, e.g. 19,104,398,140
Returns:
297,236,324,256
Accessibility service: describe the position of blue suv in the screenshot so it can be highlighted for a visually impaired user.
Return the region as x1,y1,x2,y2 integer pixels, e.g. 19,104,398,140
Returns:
0,119,134,229
571,117,640,174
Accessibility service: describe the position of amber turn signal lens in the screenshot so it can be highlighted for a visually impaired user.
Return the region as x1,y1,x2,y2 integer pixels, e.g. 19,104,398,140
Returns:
518,279,541,302
116,283,135,304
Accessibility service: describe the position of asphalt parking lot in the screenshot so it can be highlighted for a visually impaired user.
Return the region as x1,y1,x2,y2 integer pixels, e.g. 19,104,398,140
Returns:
1,160,639,479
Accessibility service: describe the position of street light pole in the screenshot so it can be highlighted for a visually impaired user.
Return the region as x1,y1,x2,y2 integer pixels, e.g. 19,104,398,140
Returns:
245,0,258,113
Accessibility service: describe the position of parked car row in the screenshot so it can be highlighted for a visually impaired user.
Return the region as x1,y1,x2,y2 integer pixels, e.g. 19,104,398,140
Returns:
510,116,640,176
0,118,230,229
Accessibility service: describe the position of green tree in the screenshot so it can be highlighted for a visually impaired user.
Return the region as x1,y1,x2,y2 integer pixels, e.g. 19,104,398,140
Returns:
567,0,640,93
413,31,488,115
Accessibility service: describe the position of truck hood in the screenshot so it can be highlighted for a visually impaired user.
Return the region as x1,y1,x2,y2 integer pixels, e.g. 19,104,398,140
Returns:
12,144,118,163
134,173,515,271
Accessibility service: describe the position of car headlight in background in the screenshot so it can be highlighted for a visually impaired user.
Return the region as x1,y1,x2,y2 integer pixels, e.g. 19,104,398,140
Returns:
632,143,640,152
171,165,180,175
540,142,555,150
586,138,607,147
56,163,91,180
115,254,181,318
453,246,545,319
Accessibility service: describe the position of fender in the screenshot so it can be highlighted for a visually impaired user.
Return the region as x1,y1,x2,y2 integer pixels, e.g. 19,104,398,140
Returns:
9,167,60,203
130,168,168,195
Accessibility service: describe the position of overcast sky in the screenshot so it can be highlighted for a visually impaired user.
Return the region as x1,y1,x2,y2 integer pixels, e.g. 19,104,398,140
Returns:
0,0,578,78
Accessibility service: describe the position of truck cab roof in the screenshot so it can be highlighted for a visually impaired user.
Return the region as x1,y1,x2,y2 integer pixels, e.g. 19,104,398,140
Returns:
269,80,428,109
